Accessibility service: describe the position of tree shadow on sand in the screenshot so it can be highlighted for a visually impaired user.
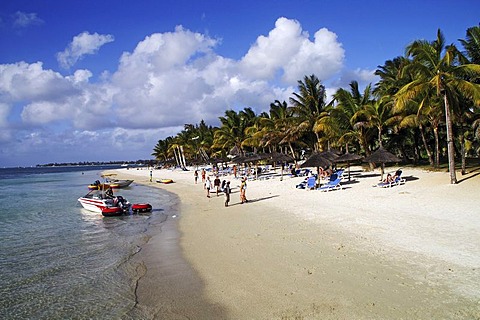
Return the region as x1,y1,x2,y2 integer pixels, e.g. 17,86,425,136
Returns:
457,171,480,184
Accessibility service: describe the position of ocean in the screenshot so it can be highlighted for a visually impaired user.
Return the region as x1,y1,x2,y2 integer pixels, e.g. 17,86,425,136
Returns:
0,166,174,319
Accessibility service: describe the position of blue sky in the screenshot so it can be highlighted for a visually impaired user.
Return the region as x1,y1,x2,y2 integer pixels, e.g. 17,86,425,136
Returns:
0,0,479,167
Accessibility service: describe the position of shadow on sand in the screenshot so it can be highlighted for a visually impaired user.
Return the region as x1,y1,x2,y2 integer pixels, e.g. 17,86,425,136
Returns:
228,194,280,206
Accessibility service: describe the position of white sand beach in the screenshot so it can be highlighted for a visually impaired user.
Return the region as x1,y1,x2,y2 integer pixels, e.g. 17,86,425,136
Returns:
111,165,480,319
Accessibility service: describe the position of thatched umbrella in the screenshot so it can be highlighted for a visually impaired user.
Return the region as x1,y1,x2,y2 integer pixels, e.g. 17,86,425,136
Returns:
267,151,294,163
363,147,401,181
300,153,333,179
233,153,269,179
334,152,363,181
319,150,340,162
266,152,294,180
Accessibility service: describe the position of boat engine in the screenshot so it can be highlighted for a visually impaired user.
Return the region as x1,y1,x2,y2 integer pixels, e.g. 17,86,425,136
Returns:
114,196,131,212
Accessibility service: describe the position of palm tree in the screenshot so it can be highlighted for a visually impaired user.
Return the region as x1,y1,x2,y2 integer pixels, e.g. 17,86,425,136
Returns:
396,29,480,184
318,81,375,155
289,74,327,151
458,25,480,173
213,108,257,156
152,136,174,163
356,96,396,147
459,25,480,65
376,57,437,165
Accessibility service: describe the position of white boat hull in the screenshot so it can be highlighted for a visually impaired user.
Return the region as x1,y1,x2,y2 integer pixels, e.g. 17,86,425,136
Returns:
78,197,108,213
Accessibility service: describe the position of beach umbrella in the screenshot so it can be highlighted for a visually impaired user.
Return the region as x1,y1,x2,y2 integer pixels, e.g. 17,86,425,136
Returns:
300,153,333,180
301,152,332,168
334,152,363,181
318,150,340,162
265,151,294,180
232,153,268,179
267,151,294,163
363,147,401,181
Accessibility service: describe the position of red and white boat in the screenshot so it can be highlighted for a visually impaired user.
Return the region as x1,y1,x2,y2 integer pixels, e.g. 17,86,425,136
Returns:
78,190,130,214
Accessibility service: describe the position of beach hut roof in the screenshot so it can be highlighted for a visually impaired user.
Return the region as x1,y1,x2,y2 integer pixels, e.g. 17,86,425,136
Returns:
363,147,401,163
300,153,332,168
334,152,363,163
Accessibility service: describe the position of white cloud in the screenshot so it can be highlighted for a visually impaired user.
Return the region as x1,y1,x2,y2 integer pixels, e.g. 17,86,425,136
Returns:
240,17,345,84
0,62,75,102
333,68,379,89
0,18,355,166
57,31,114,69
12,11,44,28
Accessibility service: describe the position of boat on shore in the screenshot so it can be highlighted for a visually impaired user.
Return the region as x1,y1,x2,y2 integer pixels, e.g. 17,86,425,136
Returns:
78,189,131,215
78,188,152,217
88,173,134,190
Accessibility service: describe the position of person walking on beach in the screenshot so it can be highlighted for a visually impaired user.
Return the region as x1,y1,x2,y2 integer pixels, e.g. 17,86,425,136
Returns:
240,177,248,204
224,181,231,207
214,176,221,196
205,177,212,198
201,169,206,187
149,170,153,182
194,170,198,184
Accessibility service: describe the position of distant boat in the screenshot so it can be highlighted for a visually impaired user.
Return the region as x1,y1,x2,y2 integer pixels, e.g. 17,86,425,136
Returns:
88,174,133,190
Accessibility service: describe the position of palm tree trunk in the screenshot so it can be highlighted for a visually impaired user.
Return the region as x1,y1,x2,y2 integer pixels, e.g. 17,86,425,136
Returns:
378,127,383,147
433,126,440,168
419,124,434,166
180,146,187,168
288,142,296,163
460,132,466,175
444,94,457,184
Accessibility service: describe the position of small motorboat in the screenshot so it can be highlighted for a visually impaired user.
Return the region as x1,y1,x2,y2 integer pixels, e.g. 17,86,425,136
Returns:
88,180,109,190
88,174,133,190
107,179,134,189
78,189,131,215
103,173,133,189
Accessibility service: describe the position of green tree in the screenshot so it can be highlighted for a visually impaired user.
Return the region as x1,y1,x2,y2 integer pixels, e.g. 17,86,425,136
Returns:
289,74,327,151
213,108,257,156
152,136,174,162
396,29,480,184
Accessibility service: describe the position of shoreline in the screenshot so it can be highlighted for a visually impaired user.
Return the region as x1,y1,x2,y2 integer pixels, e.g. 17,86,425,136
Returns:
112,165,480,319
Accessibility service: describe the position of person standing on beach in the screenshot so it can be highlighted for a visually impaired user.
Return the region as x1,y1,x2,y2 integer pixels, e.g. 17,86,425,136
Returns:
214,176,221,196
240,177,248,203
194,170,199,184
224,181,231,207
205,177,212,198
149,170,153,182
201,169,206,187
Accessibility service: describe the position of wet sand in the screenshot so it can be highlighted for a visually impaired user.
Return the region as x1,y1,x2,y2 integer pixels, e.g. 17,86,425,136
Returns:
114,166,480,319
128,191,227,319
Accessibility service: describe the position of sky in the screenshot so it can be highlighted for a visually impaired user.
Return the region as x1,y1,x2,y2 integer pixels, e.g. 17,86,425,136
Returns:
0,0,479,167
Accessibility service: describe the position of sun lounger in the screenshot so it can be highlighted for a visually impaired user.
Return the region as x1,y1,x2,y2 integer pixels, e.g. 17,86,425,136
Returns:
318,177,342,192
376,169,406,188
306,176,316,190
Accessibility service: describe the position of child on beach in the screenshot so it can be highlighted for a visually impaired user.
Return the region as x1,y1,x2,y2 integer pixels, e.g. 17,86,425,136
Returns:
224,181,231,207
194,170,198,184
240,177,248,204
214,176,221,196
205,177,212,198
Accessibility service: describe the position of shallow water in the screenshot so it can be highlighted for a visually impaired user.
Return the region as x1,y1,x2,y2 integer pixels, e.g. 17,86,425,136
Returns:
0,166,172,319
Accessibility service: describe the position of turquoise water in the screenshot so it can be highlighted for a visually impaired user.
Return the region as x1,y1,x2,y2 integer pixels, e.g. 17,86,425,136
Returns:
0,166,172,319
